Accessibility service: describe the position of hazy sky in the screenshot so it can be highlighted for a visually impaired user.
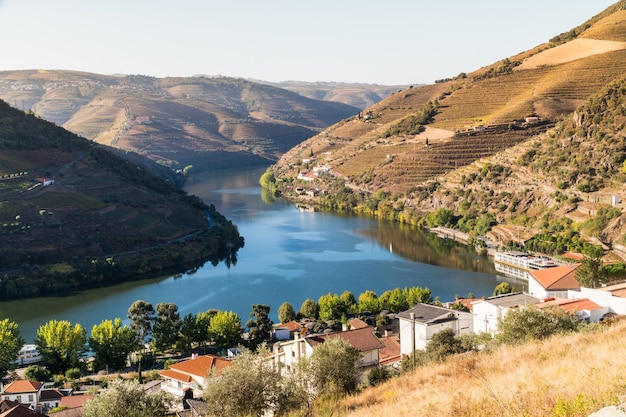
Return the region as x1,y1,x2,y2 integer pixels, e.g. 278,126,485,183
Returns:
0,0,618,85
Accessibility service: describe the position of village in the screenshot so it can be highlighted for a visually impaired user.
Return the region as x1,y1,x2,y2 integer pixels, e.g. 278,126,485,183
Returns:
3,247,626,416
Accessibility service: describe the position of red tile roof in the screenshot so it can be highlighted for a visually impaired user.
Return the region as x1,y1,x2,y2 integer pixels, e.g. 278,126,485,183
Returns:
0,405,45,417
530,264,581,290
537,297,602,313
378,336,401,365
160,355,232,382
59,394,94,409
600,281,626,298
348,318,370,329
275,320,303,331
1,381,41,394
307,327,385,352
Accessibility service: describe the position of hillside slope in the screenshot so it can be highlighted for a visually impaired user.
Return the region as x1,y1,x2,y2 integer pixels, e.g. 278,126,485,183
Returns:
329,318,626,417
0,99,243,300
0,72,360,172
269,1,626,256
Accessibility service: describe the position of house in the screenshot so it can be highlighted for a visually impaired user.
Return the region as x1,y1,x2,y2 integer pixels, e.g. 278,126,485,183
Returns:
52,394,94,417
568,281,626,315
397,304,474,356
377,335,401,367
273,320,304,341
160,354,232,400
38,388,66,412
528,264,581,299
536,297,608,323
472,292,541,334
35,178,54,187
0,381,43,410
271,326,386,372
0,404,46,417
305,326,386,368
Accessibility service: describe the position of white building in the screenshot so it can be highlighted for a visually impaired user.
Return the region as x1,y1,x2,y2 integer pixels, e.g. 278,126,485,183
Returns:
160,354,232,400
396,304,473,356
527,263,581,299
568,282,626,315
472,292,541,334
0,380,43,410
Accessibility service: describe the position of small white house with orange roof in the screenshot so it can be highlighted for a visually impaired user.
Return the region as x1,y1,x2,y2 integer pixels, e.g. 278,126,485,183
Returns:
568,281,626,315
528,263,581,299
160,354,232,400
273,320,304,341
0,380,43,410
536,297,609,323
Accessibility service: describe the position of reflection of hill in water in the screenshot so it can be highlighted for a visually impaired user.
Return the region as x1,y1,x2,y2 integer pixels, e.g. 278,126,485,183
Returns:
356,223,498,274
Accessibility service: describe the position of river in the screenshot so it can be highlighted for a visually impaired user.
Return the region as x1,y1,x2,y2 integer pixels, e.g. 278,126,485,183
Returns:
0,165,509,343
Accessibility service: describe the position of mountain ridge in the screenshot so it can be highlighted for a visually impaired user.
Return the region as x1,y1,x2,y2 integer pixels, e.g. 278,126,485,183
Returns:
0,72,404,173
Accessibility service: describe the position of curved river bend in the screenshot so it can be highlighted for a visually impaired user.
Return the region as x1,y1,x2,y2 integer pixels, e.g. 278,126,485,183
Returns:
0,165,509,342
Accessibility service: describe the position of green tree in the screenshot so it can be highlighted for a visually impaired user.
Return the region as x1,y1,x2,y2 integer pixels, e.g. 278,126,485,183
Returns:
34,320,86,374
89,318,137,372
0,318,24,379
177,313,201,351
202,347,307,417
339,291,357,313
367,365,391,386
246,304,273,344
152,302,182,352
576,245,606,288
24,365,50,382
127,300,155,347
379,288,409,312
209,310,241,350
496,306,584,345
194,310,215,344
318,293,346,321
425,328,463,362
278,302,296,324
307,337,362,395
83,379,171,417
358,290,380,314
299,298,319,319
492,281,513,296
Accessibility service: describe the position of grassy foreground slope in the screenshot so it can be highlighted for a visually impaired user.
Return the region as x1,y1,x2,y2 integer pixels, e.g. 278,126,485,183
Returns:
0,99,243,300
324,318,626,417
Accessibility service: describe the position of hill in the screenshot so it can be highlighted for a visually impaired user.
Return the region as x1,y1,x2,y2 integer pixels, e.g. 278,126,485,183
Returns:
269,1,626,259
0,72,360,173
324,317,626,417
0,99,243,300
262,80,411,110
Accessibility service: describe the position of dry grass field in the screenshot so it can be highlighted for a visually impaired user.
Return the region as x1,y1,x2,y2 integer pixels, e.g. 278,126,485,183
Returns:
325,318,626,417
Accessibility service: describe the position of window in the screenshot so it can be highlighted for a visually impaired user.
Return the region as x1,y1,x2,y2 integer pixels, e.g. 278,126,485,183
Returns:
16,396,21,402
28,395,33,402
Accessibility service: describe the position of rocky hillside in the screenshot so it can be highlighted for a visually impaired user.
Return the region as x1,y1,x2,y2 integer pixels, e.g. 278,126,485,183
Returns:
0,72,360,172
0,99,243,300
269,1,626,258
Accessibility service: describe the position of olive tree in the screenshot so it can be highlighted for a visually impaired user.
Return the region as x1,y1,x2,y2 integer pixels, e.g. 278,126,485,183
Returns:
307,337,362,395
203,347,307,417
83,379,171,417
496,305,584,345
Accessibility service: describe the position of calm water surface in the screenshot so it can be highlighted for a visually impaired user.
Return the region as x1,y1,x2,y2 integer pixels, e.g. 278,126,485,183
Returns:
0,165,507,342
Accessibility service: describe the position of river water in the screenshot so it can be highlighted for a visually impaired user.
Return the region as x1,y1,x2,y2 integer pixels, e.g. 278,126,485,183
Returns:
0,165,507,342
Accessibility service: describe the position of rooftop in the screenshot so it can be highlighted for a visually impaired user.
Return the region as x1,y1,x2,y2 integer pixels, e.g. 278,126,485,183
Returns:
529,264,581,290
479,292,541,308
396,304,462,324
307,327,385,352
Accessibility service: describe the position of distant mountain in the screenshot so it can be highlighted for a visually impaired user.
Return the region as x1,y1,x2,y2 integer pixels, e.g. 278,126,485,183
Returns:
0,99,243,300
0,72,360,172
259,80,411,110
269,1,626,256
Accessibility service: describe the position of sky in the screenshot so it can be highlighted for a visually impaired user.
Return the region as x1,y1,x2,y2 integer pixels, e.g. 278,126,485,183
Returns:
0,0,619,85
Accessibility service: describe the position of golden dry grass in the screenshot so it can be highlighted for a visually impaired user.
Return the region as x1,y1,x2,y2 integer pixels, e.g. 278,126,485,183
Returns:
328,318,626,417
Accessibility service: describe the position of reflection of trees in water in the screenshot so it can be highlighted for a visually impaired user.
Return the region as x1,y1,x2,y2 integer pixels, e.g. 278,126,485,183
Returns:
357,223,498,274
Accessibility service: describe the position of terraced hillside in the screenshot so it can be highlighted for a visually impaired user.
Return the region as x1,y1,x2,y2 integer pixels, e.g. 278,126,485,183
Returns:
0,72,360,172
272,3,626,195
268,1,626,258
0,100,243,300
